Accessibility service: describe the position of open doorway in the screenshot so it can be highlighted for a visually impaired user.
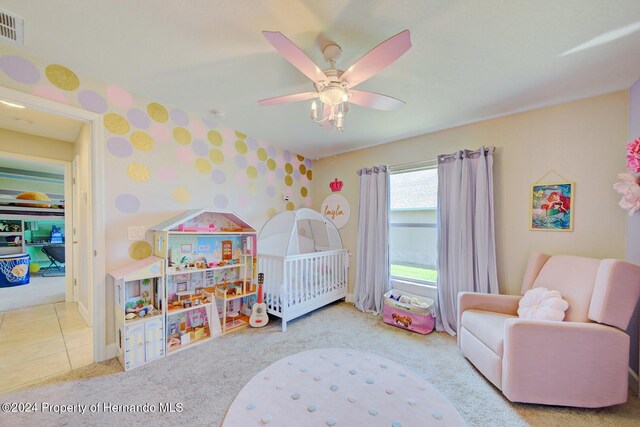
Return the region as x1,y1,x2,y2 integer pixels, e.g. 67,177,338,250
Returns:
0,86,105,392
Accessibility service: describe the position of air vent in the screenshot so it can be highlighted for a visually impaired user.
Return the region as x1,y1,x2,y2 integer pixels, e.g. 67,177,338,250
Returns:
0,7,24,45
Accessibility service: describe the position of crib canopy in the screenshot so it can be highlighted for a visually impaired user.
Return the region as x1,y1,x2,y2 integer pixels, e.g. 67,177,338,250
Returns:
258,208,343,257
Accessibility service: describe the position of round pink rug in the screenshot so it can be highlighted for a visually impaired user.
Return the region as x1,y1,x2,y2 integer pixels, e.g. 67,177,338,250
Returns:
222,348,465,426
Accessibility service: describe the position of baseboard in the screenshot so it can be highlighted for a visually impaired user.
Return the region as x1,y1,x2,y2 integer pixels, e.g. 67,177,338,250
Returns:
77,301,91,326
105,343,118,360
346,293,354,303
630,367,639,396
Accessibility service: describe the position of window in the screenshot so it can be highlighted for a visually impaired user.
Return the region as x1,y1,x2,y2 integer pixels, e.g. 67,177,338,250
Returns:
389,167,438,285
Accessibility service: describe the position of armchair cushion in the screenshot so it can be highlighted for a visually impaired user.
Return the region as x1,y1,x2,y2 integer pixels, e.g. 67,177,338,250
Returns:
517,287,569,321
460,309,515,356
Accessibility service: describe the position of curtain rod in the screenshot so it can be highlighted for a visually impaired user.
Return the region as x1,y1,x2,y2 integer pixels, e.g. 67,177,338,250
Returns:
389,159,437,172
438,146,494,161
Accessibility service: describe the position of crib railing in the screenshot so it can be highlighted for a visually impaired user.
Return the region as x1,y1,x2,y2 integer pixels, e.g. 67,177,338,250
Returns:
258,249,348,314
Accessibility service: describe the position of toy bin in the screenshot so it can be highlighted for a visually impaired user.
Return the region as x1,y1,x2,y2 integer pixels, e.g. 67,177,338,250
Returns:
0,253,31,288
383,289,435,334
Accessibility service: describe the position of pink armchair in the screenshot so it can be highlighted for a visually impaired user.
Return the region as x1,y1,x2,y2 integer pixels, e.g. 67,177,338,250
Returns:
457,253,640,408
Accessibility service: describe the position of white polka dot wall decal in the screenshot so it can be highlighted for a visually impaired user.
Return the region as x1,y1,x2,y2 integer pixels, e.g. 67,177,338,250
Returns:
330,385,339,392
346,352,353,356
172,187,191,204
261,415,272,424
320,355,327,359
156,166,177,183
418,385,426,391
347,396,356,403
78,90,107,114
366,378,375,384
147,102,169,122
386,388,394,394
432,411,443,420
380,364,388,369
307,404,317,412
288,361,293,365
334,362,340,367
314,376,321,382
150,122,171,144
127,163,151,183
107,86,133,108
32,86,69,104
247,403,256,410
276,384,285,390
349,369,357,375
300,367,309,372
0,55,40,84
291,393,301,400
407,399,417,406
104,113,130,135
263,375,271,380
399,373,407,377
326,418,336,426
368,408,378,416
45,64,79,91
189,119,206,138
392,422,402,427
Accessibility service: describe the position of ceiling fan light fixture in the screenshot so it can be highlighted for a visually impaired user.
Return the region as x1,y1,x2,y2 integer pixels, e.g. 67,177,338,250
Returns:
319,84,348,106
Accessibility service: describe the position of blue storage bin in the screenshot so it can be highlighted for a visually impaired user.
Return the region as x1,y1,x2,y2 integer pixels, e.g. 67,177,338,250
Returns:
0,253,31,288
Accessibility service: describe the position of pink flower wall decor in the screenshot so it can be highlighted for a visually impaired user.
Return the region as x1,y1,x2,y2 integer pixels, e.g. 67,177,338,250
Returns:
627,137,640,173
613,172,640,215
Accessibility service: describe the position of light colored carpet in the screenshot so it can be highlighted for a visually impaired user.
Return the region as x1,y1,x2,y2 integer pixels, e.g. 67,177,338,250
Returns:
0,275,65,312
223,348,465,426
1,301,639,426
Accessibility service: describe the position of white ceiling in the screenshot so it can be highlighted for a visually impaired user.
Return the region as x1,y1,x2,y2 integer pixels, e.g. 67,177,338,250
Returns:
2,0,640,159
0,102,83,142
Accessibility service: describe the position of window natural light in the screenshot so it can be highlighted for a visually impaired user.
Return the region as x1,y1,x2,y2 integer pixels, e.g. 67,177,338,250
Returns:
389,168,438,285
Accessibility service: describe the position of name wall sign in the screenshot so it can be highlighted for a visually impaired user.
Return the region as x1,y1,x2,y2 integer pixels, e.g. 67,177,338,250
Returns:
320,194,350,229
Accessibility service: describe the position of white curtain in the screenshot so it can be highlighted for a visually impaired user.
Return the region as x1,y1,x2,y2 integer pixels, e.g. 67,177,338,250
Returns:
354,165,390,314
436,147,498,335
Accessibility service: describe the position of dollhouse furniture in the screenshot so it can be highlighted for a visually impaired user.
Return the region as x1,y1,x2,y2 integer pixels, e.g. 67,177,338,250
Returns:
457,253,640,408
258,208,349,331
110,256,165,370
151,209,258,341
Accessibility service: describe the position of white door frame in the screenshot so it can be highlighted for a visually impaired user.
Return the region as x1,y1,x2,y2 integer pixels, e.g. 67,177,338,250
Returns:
0,86,106,361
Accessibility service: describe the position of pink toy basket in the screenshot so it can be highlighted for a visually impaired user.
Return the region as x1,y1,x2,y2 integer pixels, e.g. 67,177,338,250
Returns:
383,289,435,335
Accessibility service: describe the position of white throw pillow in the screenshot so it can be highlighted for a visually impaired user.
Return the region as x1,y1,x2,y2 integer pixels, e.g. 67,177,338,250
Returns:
517,287,569,321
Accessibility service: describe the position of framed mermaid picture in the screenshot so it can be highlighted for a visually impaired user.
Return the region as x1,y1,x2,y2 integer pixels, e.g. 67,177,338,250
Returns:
530,182,574,231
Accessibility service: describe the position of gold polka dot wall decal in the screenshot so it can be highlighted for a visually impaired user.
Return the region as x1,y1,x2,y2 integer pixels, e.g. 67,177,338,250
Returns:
173,187,191,204
267,207,277,218
266,158,276,171
127,163,151,183
235,139,247,154
246,166,258,179
45,64,80,91
209,148,224,165
147,102,169,122
248,183,257,195
104,113,130,135
297,154,305,162
129,240,152,260
301,187,308,197
285,175,293,186
130,130,154,151
299,164,307,175
286,201,295,211
306,170,313,180
208,130,223,146
173,127,192,145
195,158,212,174
285,163,294,174
257,147,268,161
234,130,247,140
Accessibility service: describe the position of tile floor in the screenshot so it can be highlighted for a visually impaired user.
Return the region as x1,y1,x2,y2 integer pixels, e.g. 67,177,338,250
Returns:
0,302,93,393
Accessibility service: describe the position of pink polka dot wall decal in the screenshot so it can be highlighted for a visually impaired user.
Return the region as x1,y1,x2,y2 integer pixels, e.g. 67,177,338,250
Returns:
32,86,69,104
149,122,171,144
222,140,236,158
127,108,151,129
45,64,79,91
170,108,189,126
304,198,313,207
176,146,195,164
235,130,247,140
156,165,177,183
238,194,251,209
103,113,130,135
147,102,169,122
0,55,40,84
235,170,249,186
78,90,107,114
191,140,208,156
214,194,229,209
210,169,226,184
245,149,258,165
106,86,133,109
266,173,276,185
189,120,206,138
115,193,140,213
172,187,191,204
221,127,236,143
173,127,192,145
107,136,133,158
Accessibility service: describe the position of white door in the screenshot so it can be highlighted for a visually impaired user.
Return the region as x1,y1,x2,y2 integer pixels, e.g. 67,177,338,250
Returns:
144,317,164,361
125,323,145,369
71,157,80,303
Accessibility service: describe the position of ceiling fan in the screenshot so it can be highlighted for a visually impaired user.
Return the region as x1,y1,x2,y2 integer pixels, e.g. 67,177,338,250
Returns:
258,30,412,131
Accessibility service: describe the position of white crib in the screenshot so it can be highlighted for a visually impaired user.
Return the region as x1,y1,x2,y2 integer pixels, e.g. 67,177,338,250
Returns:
258,249,349,331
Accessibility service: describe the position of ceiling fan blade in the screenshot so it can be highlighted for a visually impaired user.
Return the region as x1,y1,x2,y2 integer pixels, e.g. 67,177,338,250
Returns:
340,30,411,88
263,31,328,83
349,90,405,111
258,92,317,107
